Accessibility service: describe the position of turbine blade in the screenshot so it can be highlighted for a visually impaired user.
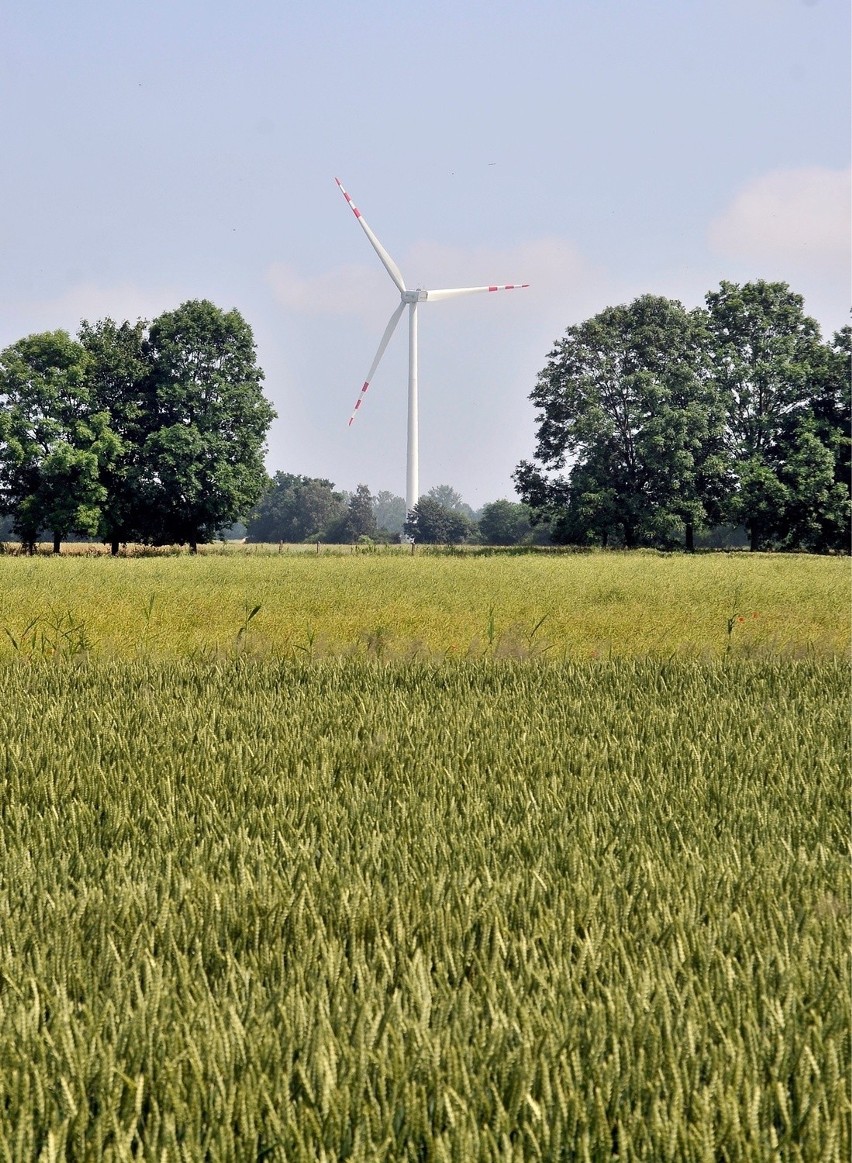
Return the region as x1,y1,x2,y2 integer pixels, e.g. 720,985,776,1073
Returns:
335,178,407,294
425,284,530,302
347,302,406,426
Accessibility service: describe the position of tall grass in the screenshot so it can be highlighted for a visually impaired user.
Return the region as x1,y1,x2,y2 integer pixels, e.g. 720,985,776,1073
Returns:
0,657,847,1159
0,551,847,660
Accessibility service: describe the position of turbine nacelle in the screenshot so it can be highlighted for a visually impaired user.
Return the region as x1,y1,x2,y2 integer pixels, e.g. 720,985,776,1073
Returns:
402,289,428,304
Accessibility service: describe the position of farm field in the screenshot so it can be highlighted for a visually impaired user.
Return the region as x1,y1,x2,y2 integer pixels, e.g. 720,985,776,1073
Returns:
0,554,848,1158
0,550,847,661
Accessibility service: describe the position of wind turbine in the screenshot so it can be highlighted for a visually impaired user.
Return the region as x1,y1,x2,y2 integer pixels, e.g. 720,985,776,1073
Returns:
335,178,528,515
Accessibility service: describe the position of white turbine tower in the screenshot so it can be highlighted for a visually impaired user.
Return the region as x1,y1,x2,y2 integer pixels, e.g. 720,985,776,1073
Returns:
335,178,528,515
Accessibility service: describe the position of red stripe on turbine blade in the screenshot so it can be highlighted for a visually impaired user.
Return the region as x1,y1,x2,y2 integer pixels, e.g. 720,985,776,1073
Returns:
348,381,373,426
488,286,498,292
339,187,361,216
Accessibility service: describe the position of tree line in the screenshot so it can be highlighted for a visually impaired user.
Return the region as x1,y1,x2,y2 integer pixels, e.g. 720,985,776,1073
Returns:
244,476,542,546
515,281,849,553
0,300,274,553
1,280,847,554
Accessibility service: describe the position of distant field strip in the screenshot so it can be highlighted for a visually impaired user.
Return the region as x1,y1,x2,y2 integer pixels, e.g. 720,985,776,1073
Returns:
0,657,848,1159
0,552,847,660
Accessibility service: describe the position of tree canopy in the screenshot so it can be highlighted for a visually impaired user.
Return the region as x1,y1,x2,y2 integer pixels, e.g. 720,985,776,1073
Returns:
373,491,406,536
425,484,476,521
404,497,473,544
516,284,849,553
136,301,274,549
1,280,844,557
245,473,346,543
705,281,848,551
0,331,116,553
477,499,535,546
0,302,276,552
78,318,150,552
515,295,728,549
324,484,378,543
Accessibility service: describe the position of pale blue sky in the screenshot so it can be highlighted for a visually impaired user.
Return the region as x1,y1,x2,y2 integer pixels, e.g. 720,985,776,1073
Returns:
1,0,849,505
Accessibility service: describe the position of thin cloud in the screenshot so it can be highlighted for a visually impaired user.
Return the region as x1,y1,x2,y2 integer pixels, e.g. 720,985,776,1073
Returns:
708,166,851,277
267,262,390,324
0,282,188,348
268,237,606,328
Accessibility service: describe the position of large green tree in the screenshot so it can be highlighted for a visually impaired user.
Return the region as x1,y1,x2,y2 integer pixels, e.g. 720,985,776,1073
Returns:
342,483,378,542
815,325,851,500
373,490,406,536
0,331,119,552
137,301,275,550
775,428,849,552
515,295,729,549
324,484,378,543
404,497,473,544
425,484,476,521
78,317,150,554
246,473,346,542
704,280,845,551
477,499,536,545
780,324,850,552
0,303,276,553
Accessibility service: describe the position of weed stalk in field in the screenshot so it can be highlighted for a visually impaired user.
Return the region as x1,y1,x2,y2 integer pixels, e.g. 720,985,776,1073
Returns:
235,601,262,651
486,603,497,656
296,624,317,661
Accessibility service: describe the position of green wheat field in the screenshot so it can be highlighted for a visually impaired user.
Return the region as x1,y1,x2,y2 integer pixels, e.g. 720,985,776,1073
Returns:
0,551,848,1159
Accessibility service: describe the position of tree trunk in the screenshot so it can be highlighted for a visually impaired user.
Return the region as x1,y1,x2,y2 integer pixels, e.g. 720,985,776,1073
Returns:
111,539,119,557
749,524,760,552
189,540,198,555
52,532,61,555
685,521,694,553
